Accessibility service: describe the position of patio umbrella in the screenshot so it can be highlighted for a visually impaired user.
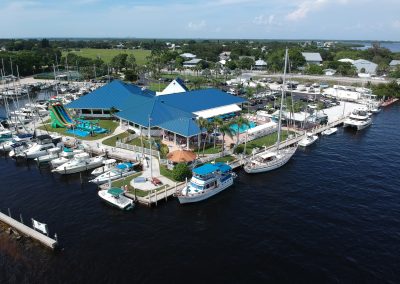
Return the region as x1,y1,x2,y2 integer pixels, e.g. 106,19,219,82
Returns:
167,150,197,163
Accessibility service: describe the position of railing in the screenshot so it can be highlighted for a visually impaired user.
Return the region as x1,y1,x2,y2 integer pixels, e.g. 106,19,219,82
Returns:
120,133,138,143
116,141,160,157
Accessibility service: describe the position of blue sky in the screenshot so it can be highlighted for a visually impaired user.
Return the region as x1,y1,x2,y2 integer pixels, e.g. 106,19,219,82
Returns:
1,0,399,40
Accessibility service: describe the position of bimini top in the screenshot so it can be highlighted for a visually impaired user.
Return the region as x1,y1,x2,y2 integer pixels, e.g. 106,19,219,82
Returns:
193,163,232,176
108,188,124,196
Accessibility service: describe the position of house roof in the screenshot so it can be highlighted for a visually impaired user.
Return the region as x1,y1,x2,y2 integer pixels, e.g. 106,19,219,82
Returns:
66,80,155,110
255,59,267,66
158,78,189,95
389,60,400,66
183,58,202,65
302,52,323,62
180,53,196,59
353,59,378,74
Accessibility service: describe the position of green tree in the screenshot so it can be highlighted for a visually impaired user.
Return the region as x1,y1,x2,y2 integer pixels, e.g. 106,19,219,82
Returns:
212,117,224,148
110,53,128,73
305,64,324,75
126,54,137,70
238,57,255,70
233,116,250,145
196,117,209,156
218,123,234,156
172,163,192,182
124,69,138,81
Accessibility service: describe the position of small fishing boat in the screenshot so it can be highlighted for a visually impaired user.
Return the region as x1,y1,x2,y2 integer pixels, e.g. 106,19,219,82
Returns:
98,188,135,210
321,127,337,136
176,163,236,204
52,152,104,174
298,132,318,147
14,135,63,159
89,162,136,185
91,159,117,176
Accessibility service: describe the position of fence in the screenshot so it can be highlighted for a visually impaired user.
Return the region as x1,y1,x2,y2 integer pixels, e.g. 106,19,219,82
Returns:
116,141,160,158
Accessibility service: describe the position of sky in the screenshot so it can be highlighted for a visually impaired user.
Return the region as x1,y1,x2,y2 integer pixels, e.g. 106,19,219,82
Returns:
0,0,399,40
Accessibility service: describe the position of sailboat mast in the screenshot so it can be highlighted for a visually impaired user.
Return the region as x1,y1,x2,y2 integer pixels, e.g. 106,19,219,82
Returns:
276,48,288,151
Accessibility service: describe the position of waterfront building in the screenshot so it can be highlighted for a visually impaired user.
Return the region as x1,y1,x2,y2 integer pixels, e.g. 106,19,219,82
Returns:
66,80,245,149
301,52,323,65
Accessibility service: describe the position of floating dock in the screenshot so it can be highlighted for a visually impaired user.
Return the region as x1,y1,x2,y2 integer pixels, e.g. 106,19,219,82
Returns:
0,212,58,250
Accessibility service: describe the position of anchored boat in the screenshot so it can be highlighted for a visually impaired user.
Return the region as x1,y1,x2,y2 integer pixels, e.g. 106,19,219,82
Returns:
177,163,236,204
98,188,135,210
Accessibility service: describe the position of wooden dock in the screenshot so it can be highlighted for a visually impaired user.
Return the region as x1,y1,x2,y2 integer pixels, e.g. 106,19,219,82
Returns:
0,212,58,249
228,116,347,170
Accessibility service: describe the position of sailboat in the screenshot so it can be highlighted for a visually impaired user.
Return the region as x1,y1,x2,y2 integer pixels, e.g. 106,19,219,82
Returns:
244,49,297,174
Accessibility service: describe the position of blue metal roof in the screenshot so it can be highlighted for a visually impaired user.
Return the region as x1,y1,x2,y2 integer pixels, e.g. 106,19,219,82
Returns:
174,78,189,91
66,80,155,110
193,163,232,175
159,88,245,113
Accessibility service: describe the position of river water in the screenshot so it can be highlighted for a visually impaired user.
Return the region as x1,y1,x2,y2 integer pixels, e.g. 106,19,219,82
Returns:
0,103,399,283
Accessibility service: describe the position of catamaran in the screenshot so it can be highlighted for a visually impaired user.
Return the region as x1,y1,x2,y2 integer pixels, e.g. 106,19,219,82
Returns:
244,48,297,174
343,107,372,130
177,163,236,204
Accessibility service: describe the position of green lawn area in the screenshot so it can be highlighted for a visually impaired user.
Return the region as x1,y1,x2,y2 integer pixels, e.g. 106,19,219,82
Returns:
196,144,222,155
38,119,119,141
62,48,151,65
111,173,170,197
102,132,130,147
148,82,168,92
159,165,177,182
235,131,292,155
214,155,236,163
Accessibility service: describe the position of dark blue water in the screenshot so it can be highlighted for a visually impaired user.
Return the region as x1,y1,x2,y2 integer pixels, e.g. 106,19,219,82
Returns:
0,104,399,283
353,41,400,52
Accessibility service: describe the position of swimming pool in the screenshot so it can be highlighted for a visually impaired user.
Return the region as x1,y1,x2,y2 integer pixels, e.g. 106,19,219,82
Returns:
66,129,89,137
230,121,256,134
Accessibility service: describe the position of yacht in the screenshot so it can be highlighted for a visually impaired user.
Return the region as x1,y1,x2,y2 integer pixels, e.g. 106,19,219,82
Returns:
177,163,236,204
343,108,372,130
244,48,298,174
36,147,62,164
13,135,63,159
50,149,84,168
298,132,318,147
91,159,117,176
52,152,104,174
89,162,136,185
321,127,338,136
98,188,135,210
0,130,13,143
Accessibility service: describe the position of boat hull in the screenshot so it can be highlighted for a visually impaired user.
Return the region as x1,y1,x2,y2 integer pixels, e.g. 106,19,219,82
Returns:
178,177,234,204
244,148,297,174
53,161,104,174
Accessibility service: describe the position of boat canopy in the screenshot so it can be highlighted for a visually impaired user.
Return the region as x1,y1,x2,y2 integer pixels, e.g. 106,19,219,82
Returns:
116,162,133,169
193,163,232,175
108,188,124,196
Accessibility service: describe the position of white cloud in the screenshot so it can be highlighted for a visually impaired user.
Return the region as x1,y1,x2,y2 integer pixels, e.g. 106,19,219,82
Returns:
285,0,348,21
253,14,275,25
393,20,400,29
187,20,206,31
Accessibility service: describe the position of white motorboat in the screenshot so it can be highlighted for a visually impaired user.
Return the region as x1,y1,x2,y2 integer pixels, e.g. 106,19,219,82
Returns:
89,162,136,184
50,149,84,168
98,188,134,210
36,147,62,164
298,132,318,147
0,133,34,152
177,163,236,204
0,130,13,143
91,159,117,176
343,108,372,130
244,48,297,174
321,127,338,136
52,152,104,174
14,134,63,159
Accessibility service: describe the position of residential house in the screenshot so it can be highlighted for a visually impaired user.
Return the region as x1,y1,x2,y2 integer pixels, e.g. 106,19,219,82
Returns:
180,53,196,60
253,59,267,70
353,59,377,76
183,58,202,68
302,52,323,65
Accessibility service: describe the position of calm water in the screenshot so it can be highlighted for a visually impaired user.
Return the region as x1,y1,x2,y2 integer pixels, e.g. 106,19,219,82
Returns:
0,104,399,283
353,41,400,52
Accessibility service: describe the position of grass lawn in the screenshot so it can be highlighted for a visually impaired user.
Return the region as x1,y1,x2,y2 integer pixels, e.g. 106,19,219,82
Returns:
159,165,177,182
102,132,130,147
111,173,170,197
235,131,292,155
148,82,169,92
38,119,119,141
214,155,236,163
196,144,222,155
62,48,151,66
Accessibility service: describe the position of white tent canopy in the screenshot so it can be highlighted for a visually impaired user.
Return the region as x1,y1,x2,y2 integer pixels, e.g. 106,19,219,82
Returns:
193,104,241,119
247,121,277,135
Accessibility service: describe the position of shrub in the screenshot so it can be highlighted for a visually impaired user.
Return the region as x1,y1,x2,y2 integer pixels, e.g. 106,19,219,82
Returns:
172,163,192,182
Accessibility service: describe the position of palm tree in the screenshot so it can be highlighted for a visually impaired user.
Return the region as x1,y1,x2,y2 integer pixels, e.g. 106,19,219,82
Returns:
196,117,208,156
212,117,224,148
234,116,250,145
218,123,234,156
